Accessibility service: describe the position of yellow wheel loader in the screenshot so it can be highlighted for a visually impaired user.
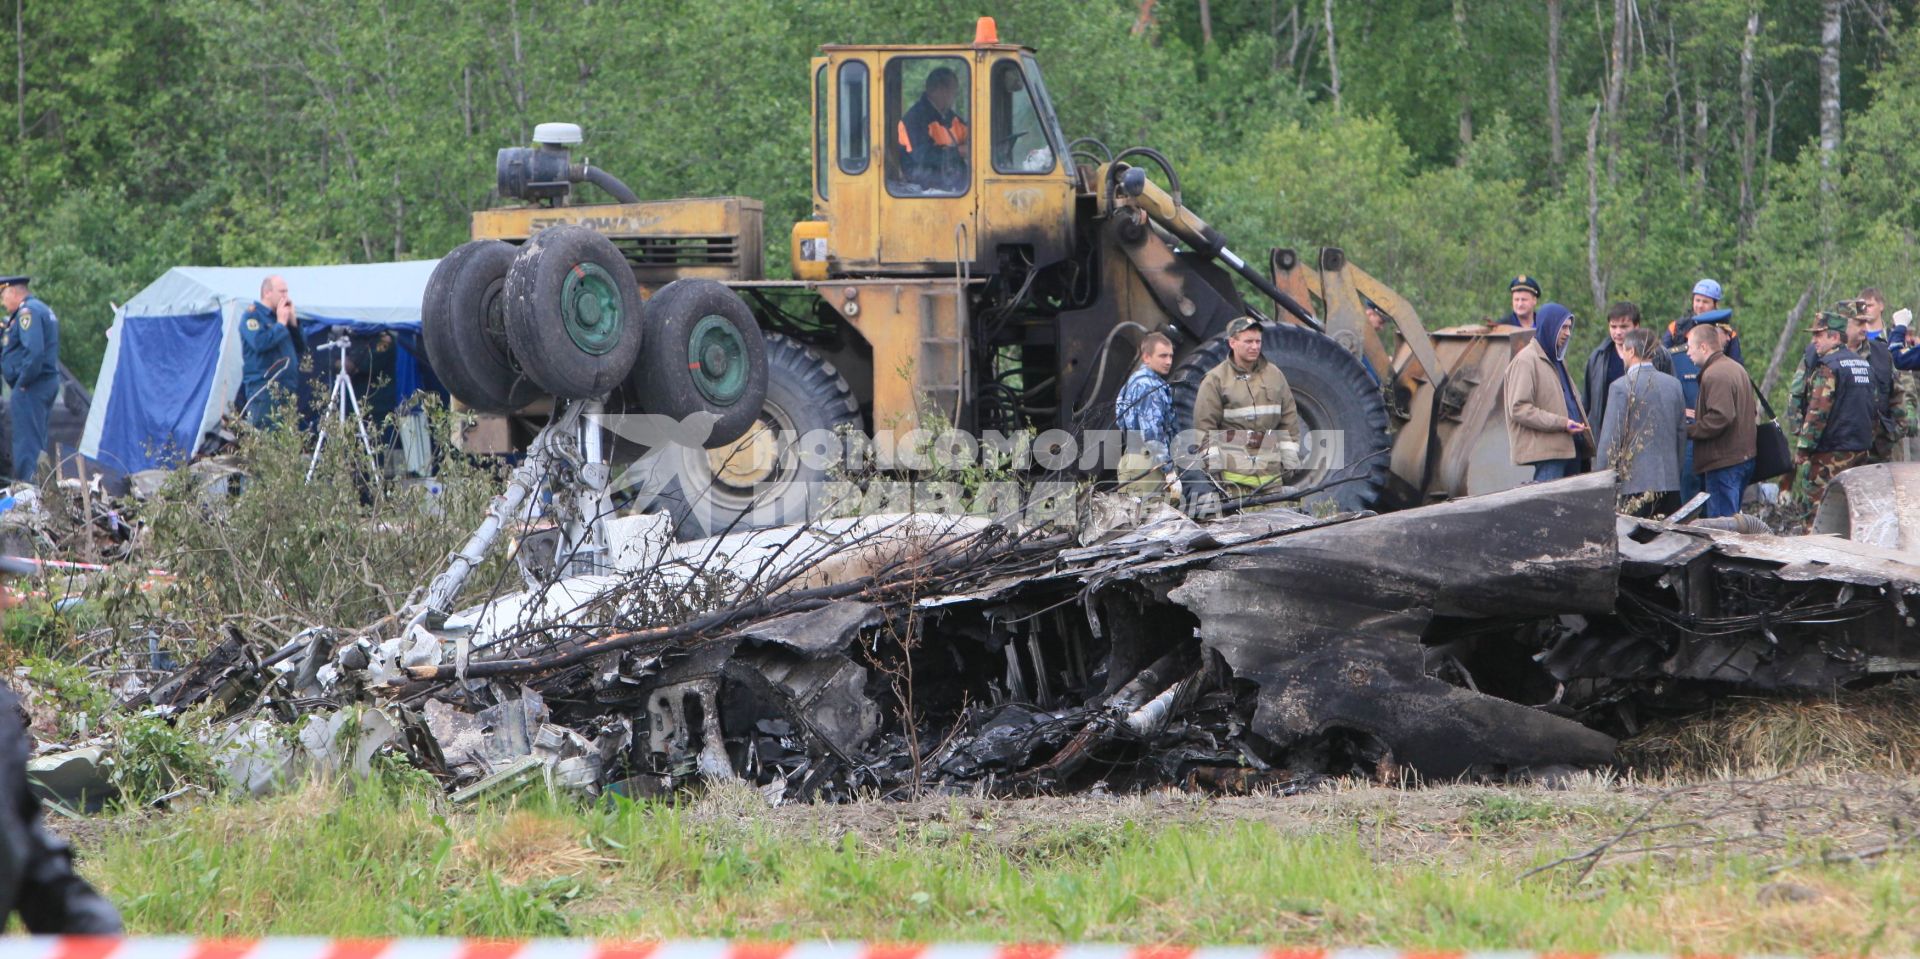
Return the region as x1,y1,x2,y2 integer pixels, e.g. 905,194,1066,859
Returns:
424,17,1531,534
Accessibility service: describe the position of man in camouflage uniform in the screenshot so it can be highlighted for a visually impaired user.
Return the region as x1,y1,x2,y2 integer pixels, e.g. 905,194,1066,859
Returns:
1113,331,1181,501
1792,310,1876,512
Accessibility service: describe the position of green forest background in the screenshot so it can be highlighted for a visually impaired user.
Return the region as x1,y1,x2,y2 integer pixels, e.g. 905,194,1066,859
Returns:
5,0,1918,402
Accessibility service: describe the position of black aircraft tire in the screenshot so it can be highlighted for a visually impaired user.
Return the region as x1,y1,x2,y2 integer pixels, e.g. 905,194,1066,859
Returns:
421,239,543,414
1168,321,1390,513
652,333,860,540
502,225,645,399
632,278,769,448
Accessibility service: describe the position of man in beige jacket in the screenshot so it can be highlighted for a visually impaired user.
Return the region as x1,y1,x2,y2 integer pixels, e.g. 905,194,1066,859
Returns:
1192,318,1302,490
1504,302,1592,481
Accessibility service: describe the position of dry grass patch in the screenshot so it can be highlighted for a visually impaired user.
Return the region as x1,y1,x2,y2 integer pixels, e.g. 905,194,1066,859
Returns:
1622,679,1920,777
451,808,611,885
1613,872,1903,955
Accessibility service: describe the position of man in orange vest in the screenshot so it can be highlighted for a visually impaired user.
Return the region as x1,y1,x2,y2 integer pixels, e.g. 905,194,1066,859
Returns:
898,67,969,193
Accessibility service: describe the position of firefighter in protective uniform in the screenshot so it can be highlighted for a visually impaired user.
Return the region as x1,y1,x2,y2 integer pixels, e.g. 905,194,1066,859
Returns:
1191,318,1303,492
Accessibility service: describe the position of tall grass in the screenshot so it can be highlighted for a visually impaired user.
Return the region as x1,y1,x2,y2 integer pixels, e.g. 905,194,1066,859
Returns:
83,776,1920,951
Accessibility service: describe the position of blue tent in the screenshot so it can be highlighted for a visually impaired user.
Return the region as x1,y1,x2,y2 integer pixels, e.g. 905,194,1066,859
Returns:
80,260,442,474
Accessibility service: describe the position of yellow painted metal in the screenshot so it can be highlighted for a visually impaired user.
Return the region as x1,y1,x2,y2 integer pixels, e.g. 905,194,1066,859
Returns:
811,55,829,214
471,197,765,284
812,279,976,432
1268,247,1522,503
817,46,1069,273
708,420,780,487
872,50,976,269
791,219,830,281
821,50,880,270
1268,247,1444,403
979,175,1073,264
1126,173,1216,250
1399,325,1534,499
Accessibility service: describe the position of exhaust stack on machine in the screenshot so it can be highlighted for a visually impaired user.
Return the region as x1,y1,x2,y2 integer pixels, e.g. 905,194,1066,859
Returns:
495,122,639,205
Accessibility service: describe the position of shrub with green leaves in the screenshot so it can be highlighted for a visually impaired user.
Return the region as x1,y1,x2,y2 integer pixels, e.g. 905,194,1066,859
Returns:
135,402,506,645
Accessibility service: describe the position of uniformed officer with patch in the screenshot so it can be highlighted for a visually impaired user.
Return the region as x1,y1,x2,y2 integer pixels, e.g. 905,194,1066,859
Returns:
239,274,305,428
1792,310,1876,513
0,276,62,483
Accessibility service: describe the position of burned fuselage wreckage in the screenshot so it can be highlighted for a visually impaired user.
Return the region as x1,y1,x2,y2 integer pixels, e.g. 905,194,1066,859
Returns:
115,469,1912,804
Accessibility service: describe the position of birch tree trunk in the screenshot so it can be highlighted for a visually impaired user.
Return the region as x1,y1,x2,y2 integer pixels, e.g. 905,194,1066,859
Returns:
1762,282,1816,397
1198,0,1214,46
1738,6,1758,238
1323,0,1340,111
1281,3,1302,74
14,0,22,141
1548,0,1564,169
1818,0,1842,198
1454,0,1472,160
1605,0,1627,182
1693,91,1708,197
1665,22,1687,174
1586,104,1607,316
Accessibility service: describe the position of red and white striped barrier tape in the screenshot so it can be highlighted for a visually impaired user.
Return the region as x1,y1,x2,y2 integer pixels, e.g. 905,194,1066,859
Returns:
0,943,1818,959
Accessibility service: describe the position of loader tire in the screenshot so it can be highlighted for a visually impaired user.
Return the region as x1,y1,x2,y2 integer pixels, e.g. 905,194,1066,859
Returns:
503,225,645,399
647,333,860,540
422,239,543,413
1169,321,1390,513
631,278,769,448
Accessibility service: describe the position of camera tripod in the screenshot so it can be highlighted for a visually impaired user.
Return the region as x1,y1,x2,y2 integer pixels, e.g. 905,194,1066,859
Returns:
306,334,379,482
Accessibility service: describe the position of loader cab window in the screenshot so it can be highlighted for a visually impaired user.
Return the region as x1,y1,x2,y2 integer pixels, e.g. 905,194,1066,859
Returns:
814,65,829,200
886,56,969,198
990,59,1055,174
837,61,870,175
1019,54,1068,168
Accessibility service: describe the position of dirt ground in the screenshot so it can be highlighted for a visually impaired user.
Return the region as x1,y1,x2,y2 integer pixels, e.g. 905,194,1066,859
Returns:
658,768,1920,877
50,769,1919,876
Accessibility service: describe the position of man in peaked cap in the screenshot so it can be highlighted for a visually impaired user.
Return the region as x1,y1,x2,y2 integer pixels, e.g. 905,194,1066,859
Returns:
1792,308,1876,514
1500,275,1542,329
0,276,61,484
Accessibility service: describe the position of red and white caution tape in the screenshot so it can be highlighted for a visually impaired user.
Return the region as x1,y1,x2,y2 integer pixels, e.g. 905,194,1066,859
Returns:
0,942,1804,959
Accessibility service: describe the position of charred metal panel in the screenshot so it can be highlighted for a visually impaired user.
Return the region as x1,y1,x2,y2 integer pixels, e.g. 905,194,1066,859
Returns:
1165,474,1621,777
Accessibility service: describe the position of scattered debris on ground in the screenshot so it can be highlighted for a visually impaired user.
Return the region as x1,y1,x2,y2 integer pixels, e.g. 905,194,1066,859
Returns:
20,466,1920,811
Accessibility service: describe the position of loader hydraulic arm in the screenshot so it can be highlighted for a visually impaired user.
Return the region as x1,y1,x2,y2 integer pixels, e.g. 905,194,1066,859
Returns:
1113,164,1323,333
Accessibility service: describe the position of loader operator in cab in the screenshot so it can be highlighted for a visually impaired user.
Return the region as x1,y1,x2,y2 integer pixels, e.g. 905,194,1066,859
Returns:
899,67,969,193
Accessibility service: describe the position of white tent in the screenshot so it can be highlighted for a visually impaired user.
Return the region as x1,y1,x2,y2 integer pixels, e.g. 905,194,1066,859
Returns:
81,260,441,474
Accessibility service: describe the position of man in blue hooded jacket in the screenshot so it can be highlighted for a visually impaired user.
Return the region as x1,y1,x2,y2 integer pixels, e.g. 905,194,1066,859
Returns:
1503,303,1591,481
